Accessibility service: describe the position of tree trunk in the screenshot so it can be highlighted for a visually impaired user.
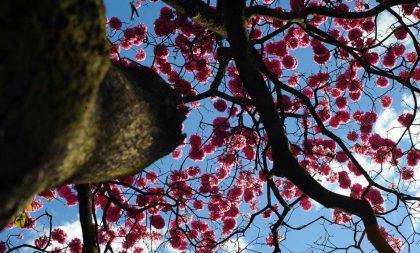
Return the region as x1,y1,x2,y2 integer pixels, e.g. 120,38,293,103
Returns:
0,1,185,229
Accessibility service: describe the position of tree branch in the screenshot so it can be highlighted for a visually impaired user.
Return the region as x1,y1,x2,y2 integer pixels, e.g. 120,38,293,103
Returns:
76,184,99,253
248,0,419,20
0,1,186,230
222,2,394,252
162,0,227,37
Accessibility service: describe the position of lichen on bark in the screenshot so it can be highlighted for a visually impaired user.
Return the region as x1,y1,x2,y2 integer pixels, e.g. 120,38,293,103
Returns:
68,63,186,184
0,0,109,228
0,1,185,229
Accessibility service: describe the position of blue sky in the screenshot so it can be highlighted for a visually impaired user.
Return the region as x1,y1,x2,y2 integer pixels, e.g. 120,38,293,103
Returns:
1,1,419,252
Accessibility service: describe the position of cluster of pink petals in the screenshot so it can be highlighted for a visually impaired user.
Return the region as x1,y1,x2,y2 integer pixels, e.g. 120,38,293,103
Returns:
108,17,122,30
333,210,352,224
57,185,78,206
398,113,414,127
379,227,404,252
51,228,67,244
311,39,331,65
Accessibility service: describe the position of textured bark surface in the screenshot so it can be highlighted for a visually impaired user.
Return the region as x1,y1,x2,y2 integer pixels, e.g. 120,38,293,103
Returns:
0,1,185,229
0,0,109,229
67,63,186,184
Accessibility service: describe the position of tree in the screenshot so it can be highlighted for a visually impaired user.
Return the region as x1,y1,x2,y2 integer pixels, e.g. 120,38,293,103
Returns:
0,0,185,229
1,0,420,253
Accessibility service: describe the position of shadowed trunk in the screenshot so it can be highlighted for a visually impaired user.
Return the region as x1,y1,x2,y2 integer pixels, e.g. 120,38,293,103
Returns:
0,1,185,229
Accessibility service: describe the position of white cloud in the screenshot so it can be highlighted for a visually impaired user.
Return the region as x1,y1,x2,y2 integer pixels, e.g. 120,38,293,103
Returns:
57,220,82,241
221,237,249,252
374,94,420,147
374,108,406,142
25,219,83,252
400,93,420,149
370,6,416,53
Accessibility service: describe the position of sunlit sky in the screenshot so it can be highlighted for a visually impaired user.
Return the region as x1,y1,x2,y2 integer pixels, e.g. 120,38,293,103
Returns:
1,1,419,252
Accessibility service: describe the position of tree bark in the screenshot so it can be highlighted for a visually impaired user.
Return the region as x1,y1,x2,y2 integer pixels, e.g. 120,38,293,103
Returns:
0,1,185,229
222,1,394,252
76,184,99,253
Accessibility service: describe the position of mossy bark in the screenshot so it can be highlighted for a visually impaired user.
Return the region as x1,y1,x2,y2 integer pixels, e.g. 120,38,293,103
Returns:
0,0,109,229
67,63,186,184
0,1,185,229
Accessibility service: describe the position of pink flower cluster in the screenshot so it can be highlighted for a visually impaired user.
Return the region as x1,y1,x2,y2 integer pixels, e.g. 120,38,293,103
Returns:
397,113,414,127
333,210,352,224
57,185,78,206
68,238,83,253
121,24,147,50
353,111,377,134
311,39,331,65
35,236,49,249
51,228,67,244
108,17,122,30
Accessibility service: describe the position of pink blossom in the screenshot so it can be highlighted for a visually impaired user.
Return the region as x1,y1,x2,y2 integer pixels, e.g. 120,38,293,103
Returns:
401,167,414,180
282,55,298,70
382,52,397,68
351,183,363,199
397,113,414,127
189,148,205,161
69,238,83,253
402,4,416,15
394,26,408,40
365,52,379,65
361,19,375,33
150,215,165,229
288,74,299,87
135,49,146,61
134,248,144,253
227,78,245,97
186,166,201,177
222,218,236,235
336,151,348,162
243,146,256,160
0,242,5,253
338,171,351,189
227,185,244,201
380,96,392,108
106,205,122,223
290,0,304,12
335,97,348,110
266,40,288,57
213,99,227,112
193,200,204,210
333,210,352,224
366,188,384,206
171,149,183,159
38,189,56,201
299,196,312,211
406,150,419,166
189,134,202,149
348,28,363,41
57,185,78,206
391,44,406,57
224,205,240,218
51,228,67,244
376,77,389,88
35,236,49,249
347,131,359,142
191,220,209,232
406,51,418,63
146,171,158,184
109,17,122,30
154,7,177,36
